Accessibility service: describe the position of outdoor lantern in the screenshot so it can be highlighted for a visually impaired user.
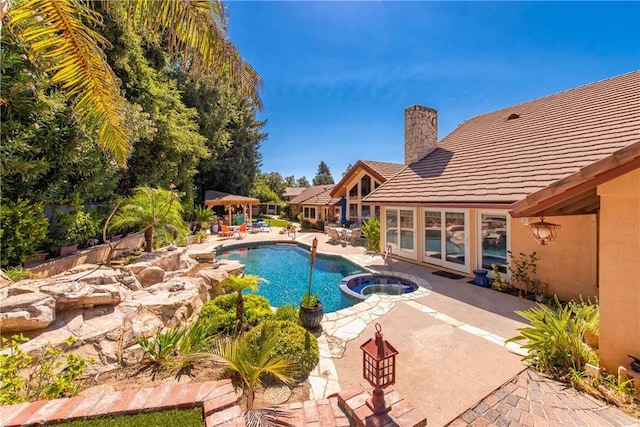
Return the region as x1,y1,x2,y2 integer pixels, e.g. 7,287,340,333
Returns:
360,323,398,414
529,216,561,245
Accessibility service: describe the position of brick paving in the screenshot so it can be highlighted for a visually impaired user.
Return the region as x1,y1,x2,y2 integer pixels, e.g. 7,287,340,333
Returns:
0,379,239,427
447,369,639,427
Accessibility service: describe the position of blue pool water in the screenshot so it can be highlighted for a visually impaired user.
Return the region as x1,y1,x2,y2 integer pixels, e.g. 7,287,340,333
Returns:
217,244,364,312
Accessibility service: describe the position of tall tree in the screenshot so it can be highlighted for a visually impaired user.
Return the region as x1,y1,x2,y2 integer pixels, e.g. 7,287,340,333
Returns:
284,175,296,187
0,28,120,205
296,176,310,187
4,0,261,165
262,172,286,197
312,161,334,185
104,19,208,194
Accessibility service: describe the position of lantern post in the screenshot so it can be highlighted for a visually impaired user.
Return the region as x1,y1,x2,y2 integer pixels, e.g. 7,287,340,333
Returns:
360,323,398,415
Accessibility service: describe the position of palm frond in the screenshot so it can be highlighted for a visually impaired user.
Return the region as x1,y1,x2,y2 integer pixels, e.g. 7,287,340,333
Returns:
7,0,131,164
108,0,262,109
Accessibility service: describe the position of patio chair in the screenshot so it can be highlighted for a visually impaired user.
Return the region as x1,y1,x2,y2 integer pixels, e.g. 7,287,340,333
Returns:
236,223,247,239
262,219,272,232
347,227,361,244
218,224,233,238
327,227,344,244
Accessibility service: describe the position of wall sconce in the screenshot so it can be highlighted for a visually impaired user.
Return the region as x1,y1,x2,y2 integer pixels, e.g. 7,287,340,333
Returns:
529,216,561,245
360,323,398,415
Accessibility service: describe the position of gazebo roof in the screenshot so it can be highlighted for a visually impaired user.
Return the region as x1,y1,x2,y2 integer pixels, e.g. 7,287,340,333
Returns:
204,190,260,208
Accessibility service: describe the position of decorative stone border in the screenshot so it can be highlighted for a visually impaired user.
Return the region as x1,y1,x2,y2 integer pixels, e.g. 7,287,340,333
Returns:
0,379,243,427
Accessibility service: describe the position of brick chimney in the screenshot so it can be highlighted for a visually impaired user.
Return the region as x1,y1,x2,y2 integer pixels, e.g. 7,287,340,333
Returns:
404,105,438,165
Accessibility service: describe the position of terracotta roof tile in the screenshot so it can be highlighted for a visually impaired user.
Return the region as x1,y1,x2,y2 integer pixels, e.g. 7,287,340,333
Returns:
288,185,338,206
365,71,640,204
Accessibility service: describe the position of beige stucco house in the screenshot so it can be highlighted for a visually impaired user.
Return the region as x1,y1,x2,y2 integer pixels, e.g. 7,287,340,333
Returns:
363,71,639,377
287,185,339,224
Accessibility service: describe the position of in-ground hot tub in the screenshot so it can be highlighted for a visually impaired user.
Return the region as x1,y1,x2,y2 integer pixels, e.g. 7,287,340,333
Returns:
339,272,426,301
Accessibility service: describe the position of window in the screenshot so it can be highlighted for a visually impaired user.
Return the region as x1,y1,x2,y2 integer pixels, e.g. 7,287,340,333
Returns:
303,207,316,219
361,205,371,219
349,203,358,219
422,209,469,273
385,208,416,257
374,181,381,189
349,184,358,198
479,212,509,274
361,175,372,197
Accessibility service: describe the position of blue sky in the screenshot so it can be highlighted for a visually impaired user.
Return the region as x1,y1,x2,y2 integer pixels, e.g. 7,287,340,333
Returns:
226,1,640,182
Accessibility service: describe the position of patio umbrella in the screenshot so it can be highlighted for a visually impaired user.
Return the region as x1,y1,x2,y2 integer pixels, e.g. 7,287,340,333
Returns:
340,196,347,225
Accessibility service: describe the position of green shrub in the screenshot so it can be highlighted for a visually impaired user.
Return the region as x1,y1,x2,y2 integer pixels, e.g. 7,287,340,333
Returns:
507,296,598,378
4,266,34,282
197,293,273,335
0,199,50,268
274,305,299,323
51,208,100,250
361,217,380,252
0,335,92,405
243,320,319,377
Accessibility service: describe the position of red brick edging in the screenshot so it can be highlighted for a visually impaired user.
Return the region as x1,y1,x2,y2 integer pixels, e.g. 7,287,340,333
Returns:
0,379,243,427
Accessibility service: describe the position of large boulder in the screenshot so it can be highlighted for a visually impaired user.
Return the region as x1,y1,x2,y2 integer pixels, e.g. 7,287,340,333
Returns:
0,292,56,332
38,281,126,311
137,266,165,287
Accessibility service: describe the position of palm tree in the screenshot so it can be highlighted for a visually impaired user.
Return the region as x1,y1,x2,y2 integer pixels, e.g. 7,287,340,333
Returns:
192,205,214,232
222,274,265,335
209,330,297,410
3,0,261,165
109,186,186,252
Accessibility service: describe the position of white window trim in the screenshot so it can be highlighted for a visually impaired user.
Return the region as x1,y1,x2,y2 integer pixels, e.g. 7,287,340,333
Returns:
303,206,317,220
384,207,417,260
421,208,470,273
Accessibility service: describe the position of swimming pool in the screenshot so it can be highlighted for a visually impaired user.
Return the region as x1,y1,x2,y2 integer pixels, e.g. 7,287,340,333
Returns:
216,243,365,312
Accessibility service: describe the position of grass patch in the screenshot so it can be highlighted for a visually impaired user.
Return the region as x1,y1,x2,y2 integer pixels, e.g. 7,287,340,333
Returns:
53,407,204,427
256,216,289,227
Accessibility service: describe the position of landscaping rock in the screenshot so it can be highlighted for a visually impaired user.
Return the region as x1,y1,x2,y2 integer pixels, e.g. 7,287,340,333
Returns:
0,270,12,288
137,266,165,287
39,282,126,311
0,292,56,332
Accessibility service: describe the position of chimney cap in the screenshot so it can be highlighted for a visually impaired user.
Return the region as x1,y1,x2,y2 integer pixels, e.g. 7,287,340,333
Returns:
405,105,438,114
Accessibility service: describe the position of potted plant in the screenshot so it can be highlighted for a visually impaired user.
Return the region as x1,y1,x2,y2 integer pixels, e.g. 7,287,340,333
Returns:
299,237,323,330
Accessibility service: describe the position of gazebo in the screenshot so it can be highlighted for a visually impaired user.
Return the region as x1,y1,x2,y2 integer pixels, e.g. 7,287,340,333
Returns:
204,190,260,225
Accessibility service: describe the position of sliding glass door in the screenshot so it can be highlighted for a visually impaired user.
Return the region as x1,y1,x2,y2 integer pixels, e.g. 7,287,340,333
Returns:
423,209,469,273
479,212,509,275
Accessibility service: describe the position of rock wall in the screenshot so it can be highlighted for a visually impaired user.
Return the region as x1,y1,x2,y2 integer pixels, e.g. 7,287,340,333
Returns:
0,256,245,375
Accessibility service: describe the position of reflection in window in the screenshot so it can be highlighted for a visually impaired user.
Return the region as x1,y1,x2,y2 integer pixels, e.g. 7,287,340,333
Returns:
349,203,358,218
361,175,372,197
303,207,316,219
349,184,358,198
481,213,508,273
424,211,442,260
361,205,371,219
386,210,398,228
445,212,465,265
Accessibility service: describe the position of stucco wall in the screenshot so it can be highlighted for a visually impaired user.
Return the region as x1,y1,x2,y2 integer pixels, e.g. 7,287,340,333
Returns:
510,215,598,301
597,168,640,375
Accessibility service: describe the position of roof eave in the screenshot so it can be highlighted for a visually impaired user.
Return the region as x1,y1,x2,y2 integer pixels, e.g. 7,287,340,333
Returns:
510,142,640,218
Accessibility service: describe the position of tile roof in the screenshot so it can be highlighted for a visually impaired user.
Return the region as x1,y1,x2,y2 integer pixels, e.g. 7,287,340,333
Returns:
365,71,640,204
288,185,339,206
330,160,404,197
283,186,308,198
360,160,406,180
